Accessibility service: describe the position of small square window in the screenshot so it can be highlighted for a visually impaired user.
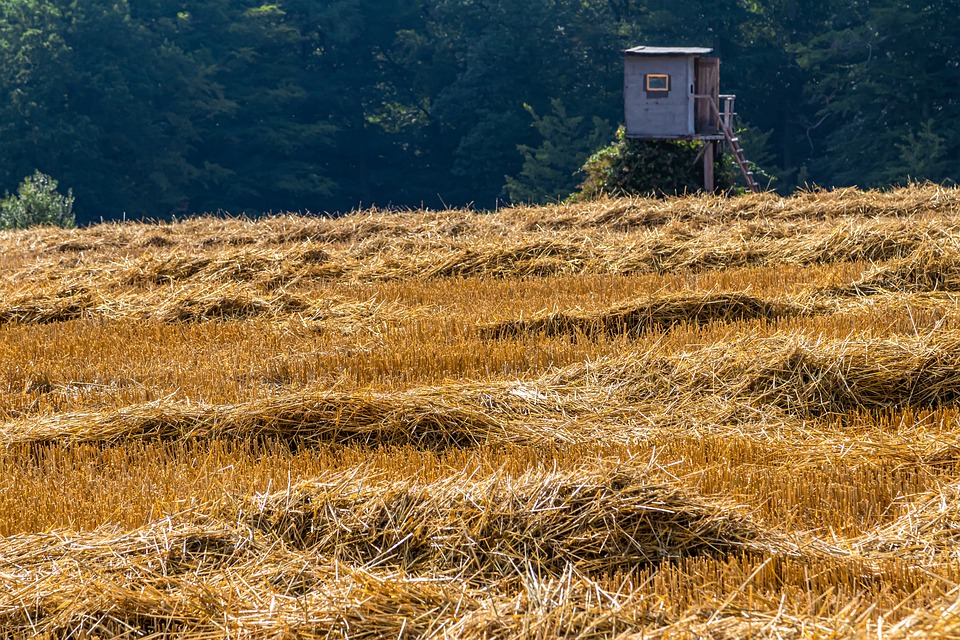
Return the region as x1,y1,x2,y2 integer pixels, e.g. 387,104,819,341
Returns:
645,74,670,92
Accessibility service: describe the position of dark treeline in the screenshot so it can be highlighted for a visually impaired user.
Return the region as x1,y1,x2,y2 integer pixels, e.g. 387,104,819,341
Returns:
0,0,957,222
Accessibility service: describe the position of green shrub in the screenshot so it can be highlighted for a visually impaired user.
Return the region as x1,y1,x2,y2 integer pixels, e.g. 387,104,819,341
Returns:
0,171,76,229
572,127,736,200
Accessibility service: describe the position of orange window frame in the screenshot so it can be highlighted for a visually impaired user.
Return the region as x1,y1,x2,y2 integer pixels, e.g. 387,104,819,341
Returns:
645,74,670,92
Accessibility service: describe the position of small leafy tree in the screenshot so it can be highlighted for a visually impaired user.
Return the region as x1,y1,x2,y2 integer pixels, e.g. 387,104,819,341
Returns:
503,99,615,204
0,171,76,229
572,127,737,200
886,119,952,185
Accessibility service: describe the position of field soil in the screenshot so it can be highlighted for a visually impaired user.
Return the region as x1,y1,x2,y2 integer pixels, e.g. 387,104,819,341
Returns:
5,185,960,637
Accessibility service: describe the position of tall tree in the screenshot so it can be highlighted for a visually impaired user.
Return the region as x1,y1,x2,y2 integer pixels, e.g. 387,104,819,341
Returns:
1,0,955,218
797,0,960,185
0,0,226,218
504,100,614,203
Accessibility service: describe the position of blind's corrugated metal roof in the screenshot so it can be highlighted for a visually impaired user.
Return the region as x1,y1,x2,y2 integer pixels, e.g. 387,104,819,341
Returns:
624,46,713,56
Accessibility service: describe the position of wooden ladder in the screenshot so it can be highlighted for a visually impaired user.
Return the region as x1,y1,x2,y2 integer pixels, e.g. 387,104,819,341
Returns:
710,100,760,193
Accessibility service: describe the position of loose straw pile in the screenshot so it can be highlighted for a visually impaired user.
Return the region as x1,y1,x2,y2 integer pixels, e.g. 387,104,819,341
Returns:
481,291,816,339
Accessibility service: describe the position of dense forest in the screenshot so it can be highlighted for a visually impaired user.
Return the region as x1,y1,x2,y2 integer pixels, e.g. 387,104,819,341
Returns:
0,0,957,222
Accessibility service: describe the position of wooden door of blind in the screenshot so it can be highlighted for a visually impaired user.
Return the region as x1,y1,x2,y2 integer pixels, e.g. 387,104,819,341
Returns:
695,57,720,134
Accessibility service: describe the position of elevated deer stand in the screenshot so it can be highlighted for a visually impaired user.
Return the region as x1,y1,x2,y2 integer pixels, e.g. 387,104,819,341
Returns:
623,46,759,193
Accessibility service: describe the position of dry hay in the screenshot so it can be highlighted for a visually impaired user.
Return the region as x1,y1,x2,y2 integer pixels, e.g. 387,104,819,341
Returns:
8,186,960,638
771,215,957,265
6,184,956,258
0,519,658,638
119,242,338,287
530,331,960,424
0,507,943,640
0,461,893,640
10,331,960,447
301,296,407,336
832,244,960,296
0,285,99,324
880,592,960,640
0,280,401,328
353,215,960,281
353,216,960,281
6,186,960,292
0,283,305,324
136,284,312,322
516,184,960,232
0,520,410,638
0,462,823,639
857,484,960,562
302,206,485,245
568,332,960,419
420,239,590,278
481,291,816,339
620,599,960,640
0,379,605,447
732,334,960,416
241,462,804,579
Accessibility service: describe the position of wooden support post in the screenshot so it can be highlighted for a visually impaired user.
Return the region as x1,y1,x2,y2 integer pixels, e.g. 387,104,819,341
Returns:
703,141,715,193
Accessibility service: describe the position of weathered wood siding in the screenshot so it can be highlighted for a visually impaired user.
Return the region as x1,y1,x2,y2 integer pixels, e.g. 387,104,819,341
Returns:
694,57,720,134
624,55,695,138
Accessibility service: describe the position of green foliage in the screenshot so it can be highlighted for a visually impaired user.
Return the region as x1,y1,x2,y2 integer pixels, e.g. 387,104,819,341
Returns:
0,0,337,218
735,124,779,190
0,0,955,217
0,171,75,229
888,119,952,185
504,100,615,204
795,0,960,187
574,128,735,199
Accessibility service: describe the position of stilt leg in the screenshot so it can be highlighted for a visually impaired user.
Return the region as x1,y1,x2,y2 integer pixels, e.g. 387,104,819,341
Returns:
703,141,715,193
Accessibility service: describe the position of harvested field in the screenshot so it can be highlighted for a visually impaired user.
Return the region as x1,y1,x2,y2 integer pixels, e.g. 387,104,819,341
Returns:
481,291,817,338
833,244,960,296
240,462,802,576
6,185,960,292
6,185,960,638
0,282,405,327
13,331,960,446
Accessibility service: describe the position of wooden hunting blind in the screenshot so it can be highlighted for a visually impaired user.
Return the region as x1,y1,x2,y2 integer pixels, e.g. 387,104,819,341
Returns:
623,45,759,192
